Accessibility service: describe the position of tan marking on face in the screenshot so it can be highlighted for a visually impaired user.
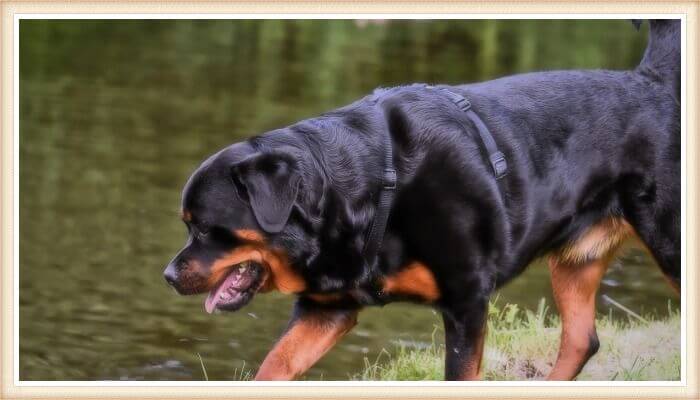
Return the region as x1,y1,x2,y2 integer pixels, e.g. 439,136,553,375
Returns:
552,217,632,265
207,245,264,289
181,209,192,222
176,259,208,293
235,229,265,243
258,245,306,293
382,262,440,302
207,241,306,294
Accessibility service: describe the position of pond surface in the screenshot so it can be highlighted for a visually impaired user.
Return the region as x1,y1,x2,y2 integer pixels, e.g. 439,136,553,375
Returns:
19,19,678,380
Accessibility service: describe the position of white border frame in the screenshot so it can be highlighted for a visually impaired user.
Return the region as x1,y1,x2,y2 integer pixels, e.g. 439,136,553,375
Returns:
12,12,688,388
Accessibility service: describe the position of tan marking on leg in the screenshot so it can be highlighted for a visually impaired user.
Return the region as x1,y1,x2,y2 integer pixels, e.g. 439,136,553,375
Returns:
306,293,346,304
546,217,636,380
382,262,440,302
443,309,487,381
254,309,358,380
662,274,681,294
554,217,632,265
546,256,608,380
461,324,487,380
630,233,681,295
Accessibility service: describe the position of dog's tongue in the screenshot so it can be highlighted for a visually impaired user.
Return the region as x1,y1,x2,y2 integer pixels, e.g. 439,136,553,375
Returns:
204,267,246,314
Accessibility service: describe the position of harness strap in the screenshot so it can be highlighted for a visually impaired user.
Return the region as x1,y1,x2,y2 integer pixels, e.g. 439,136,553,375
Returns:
362,92,397,270
429,85,508,179
361,84,508,273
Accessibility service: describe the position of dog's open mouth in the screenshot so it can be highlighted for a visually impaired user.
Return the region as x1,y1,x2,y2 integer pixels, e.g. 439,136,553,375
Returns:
204,261,265,314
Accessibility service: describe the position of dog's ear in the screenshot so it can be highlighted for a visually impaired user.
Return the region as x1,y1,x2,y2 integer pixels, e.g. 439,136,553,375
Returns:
230,151,301,233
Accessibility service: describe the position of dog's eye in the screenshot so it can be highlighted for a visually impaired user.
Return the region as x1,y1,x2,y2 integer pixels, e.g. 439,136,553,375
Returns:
186,223,209,240
198,230,209,238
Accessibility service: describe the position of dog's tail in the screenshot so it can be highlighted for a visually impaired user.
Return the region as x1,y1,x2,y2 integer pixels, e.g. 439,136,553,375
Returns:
634,19,680,99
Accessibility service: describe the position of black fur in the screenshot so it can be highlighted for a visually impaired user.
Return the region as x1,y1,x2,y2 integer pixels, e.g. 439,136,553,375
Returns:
164,20,680,379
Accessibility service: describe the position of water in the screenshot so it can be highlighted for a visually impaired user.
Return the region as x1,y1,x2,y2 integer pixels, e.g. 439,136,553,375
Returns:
19,19,678,381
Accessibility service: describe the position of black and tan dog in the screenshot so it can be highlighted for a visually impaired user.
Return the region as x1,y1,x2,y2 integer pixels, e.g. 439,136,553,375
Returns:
164,20,680,380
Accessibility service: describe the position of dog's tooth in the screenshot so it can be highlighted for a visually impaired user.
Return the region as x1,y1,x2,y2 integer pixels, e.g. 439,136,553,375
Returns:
238,265,247,273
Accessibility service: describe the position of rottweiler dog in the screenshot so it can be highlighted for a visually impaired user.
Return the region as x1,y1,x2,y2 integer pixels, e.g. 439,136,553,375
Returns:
164,20,680,380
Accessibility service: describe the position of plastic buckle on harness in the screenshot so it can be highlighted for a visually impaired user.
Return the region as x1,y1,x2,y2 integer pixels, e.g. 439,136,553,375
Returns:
453,97,471,112
489,152,508,180
437,86,471,112
383,169,397,190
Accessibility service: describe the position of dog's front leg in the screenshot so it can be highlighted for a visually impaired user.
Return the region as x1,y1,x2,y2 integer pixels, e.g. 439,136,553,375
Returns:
255,300,359,380
441,299,488,381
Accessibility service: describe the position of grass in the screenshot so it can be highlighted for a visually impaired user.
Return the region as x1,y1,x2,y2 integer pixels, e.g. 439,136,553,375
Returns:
355,298,680,381
197,298,679,381
196,353,209,381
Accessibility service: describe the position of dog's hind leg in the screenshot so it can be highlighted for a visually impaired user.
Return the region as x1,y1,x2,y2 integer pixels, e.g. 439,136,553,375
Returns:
546,255,609,380
623,203,681,294
546,217,631,380
617,142,681,293
632,225,680,295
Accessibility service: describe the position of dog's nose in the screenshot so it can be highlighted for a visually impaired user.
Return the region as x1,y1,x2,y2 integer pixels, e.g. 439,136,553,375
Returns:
163,264,179,287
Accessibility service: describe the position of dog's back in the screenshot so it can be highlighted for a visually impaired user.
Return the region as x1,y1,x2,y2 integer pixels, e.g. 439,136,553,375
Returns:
442,20,681,283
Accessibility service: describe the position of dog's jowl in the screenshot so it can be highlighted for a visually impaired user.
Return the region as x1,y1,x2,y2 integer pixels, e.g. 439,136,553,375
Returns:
164,20,680,381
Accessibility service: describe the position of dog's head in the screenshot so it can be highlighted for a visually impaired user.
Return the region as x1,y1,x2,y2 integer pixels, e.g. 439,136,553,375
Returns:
163,141,308,313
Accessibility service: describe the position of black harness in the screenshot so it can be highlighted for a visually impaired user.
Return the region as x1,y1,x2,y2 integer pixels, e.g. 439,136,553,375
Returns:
362,84,507,273
428,85,508,179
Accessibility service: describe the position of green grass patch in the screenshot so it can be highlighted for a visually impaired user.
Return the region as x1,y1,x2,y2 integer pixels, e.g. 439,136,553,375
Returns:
355,299,680,381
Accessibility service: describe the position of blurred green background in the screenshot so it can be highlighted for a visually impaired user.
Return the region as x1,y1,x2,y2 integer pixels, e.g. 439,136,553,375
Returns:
19,19,677,381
